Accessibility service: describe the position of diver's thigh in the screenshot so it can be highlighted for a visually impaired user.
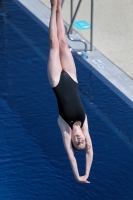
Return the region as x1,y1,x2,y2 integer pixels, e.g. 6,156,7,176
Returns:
59,42,78,83
47,46,62,87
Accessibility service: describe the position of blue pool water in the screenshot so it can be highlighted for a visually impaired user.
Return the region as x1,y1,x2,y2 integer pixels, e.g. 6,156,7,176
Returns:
0,0,133,199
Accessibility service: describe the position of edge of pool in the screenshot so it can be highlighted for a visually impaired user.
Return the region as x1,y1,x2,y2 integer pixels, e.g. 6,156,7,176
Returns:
15,0,133,109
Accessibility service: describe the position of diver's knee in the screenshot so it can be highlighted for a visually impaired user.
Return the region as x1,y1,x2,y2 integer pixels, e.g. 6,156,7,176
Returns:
50,38,59,49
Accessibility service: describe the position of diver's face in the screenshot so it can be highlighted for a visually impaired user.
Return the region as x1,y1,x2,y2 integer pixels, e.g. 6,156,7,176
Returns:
71,127,86,149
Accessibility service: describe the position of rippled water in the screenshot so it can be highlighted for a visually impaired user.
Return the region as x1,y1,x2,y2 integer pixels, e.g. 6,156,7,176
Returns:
0,0,133,199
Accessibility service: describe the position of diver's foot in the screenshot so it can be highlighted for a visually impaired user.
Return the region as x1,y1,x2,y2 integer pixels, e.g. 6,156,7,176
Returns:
57,0,62,11
57,0,62,7
50,0,57,8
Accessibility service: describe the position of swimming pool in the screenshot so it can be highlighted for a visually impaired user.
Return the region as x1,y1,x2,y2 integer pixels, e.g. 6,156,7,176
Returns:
0,0,133,199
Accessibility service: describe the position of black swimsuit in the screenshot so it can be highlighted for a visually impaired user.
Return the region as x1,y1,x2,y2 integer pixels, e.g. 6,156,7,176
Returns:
52,70,85,129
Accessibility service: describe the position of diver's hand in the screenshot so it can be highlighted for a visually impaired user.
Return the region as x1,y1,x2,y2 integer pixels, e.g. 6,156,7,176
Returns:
77,175,90,184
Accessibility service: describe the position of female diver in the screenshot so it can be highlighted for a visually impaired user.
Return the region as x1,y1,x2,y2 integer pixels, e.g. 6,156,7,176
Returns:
47,0,93,183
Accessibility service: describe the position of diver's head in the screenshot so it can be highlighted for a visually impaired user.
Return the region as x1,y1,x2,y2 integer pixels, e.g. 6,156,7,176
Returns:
71,122,86,151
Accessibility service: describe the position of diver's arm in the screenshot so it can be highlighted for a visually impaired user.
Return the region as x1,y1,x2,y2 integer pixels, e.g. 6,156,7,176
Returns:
63,132,92,183
62,133,90,182
85,142,93,178
62,132,80,181
82,115,93,179
58,117,80,181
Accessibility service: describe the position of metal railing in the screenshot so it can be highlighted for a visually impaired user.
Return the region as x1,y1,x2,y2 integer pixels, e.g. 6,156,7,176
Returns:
62,0,93,52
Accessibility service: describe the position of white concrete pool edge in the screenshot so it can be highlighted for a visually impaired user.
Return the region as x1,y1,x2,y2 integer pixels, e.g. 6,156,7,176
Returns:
16,0,133,109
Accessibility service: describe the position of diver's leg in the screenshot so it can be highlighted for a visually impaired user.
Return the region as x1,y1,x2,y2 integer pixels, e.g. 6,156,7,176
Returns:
56,0,78,83
47,0,62,88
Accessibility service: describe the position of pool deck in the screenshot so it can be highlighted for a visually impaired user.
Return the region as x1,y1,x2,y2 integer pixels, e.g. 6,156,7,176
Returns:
16,0,133,108
40,0,133,80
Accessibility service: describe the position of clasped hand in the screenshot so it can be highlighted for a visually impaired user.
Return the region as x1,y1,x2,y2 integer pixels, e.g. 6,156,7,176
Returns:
77,175,90,184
